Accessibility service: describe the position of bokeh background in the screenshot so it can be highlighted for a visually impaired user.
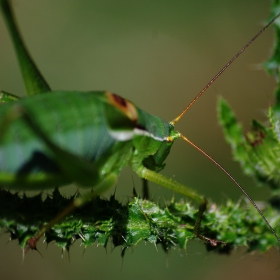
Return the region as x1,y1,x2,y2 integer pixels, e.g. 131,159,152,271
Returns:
0,0,279,279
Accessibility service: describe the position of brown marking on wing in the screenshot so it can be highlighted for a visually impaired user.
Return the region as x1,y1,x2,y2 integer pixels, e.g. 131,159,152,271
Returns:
106,92,138,122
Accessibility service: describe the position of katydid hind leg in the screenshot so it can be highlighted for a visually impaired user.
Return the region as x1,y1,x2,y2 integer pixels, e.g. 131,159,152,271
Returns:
0,0,51,95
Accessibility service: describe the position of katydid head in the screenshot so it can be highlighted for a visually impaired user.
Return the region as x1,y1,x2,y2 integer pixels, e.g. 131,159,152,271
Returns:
168,14,280,244
142,130,181,172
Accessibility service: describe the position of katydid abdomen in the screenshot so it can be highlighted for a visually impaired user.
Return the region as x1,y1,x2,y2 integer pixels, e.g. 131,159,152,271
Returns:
0,90,174,189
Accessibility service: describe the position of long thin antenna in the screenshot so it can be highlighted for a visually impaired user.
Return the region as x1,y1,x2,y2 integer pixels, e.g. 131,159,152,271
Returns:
171,14,280,243
171,14,280,126
180,134,280,243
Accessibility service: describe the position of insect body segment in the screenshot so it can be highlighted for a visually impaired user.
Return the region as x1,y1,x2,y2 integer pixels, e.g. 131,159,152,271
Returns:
0,90,178,194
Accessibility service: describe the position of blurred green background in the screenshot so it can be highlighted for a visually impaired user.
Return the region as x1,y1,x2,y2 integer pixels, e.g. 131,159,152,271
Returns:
0,0,279,279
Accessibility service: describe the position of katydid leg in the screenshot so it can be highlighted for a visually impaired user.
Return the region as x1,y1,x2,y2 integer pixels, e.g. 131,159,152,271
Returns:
135,165,203,204
142,178,149,200
0,0,51,95
134,165,223,244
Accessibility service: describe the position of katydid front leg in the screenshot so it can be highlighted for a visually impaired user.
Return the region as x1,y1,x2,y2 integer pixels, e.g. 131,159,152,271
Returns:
134,164,223,245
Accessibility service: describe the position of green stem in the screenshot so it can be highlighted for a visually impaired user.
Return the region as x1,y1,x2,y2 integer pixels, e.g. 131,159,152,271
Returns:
0,189,279,254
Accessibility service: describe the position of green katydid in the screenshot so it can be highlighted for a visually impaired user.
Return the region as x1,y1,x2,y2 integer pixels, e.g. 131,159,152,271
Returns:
0,0,279,250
